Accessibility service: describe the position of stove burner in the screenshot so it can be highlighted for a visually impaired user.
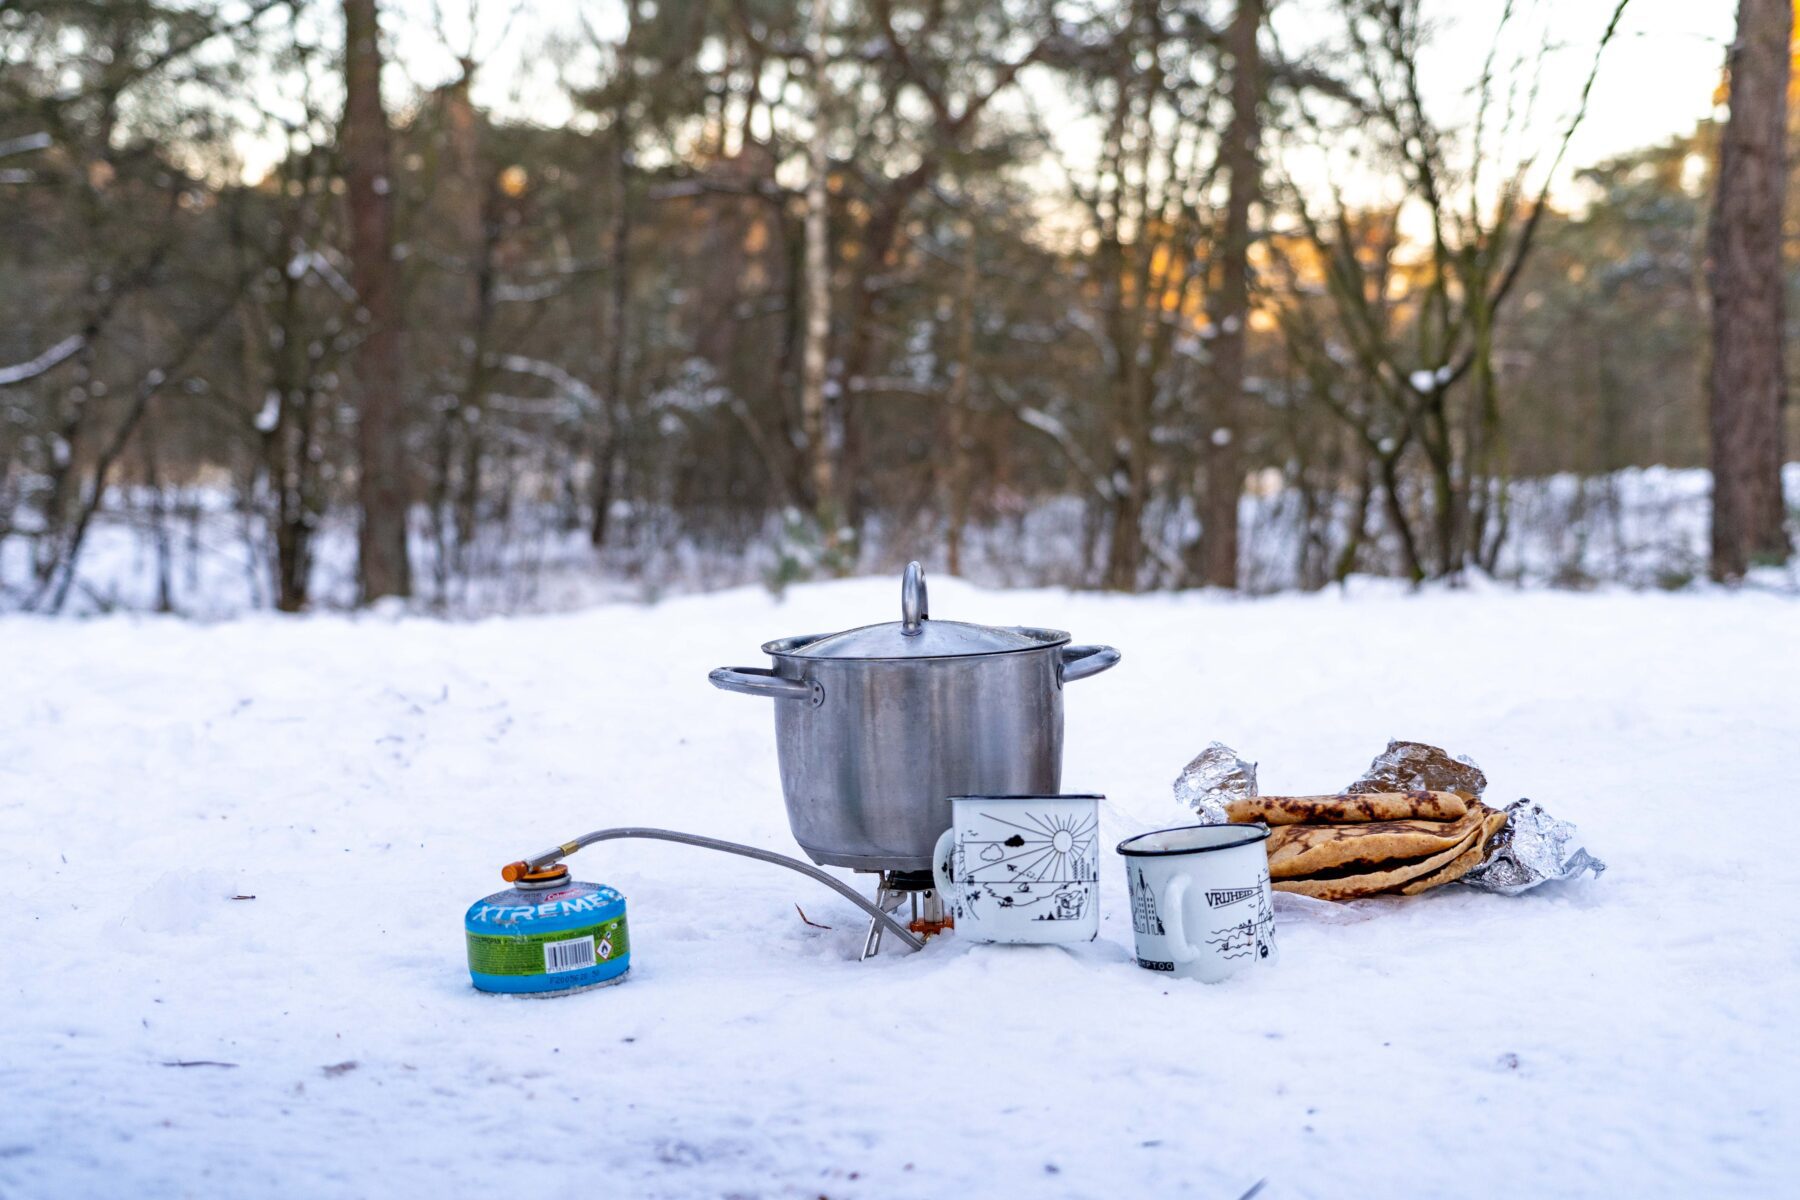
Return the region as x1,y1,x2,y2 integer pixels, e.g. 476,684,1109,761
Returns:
860,870,952,959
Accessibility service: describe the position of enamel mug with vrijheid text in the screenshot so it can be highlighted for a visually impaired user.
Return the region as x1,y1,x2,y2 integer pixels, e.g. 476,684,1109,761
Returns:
1118,824,1276,982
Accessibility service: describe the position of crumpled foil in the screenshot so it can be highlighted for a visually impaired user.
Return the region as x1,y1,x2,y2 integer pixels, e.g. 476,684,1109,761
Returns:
1173,742,1257,825
1343,739,1489,799
1459,797,1606,894
1339,741,1601,892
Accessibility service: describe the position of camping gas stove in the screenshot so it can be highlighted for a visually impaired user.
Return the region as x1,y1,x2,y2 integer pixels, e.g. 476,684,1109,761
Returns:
858,869,952,960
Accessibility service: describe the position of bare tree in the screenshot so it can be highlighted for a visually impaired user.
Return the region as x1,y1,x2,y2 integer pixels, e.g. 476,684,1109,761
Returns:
1195,0,1264,589
1272,0,1632,580
800,0,838,538
1708,0,1793,579
594,4,637,552
941,214,979,574
342,0,411,601
244,131,349,614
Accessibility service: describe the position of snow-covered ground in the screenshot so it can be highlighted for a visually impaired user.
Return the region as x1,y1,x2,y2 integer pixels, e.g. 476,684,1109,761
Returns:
3,577,1796,1198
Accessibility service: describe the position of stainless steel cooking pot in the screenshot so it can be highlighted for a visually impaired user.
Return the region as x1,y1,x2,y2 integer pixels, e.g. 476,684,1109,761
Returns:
708,563,1120,871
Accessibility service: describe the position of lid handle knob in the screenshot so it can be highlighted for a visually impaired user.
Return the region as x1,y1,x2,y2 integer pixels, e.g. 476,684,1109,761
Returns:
901,561,929,635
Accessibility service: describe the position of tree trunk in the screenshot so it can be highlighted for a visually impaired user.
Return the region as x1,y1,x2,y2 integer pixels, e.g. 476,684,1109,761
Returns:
342,0,411,602
269,247,314,614
1708,0,1793,580
1104,460,1145,591
445,71,493,564
1197,0,1263,589
143,424,173,613
799,0,837,534
943,220,978,575
594,9,638,550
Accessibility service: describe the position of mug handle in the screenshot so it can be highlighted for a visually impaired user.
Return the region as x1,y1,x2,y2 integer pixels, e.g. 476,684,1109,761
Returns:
931,828,957,902
1161,874,1200,964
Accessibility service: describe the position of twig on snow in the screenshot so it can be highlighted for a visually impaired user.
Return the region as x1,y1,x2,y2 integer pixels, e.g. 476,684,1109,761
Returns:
161,1060,238,1069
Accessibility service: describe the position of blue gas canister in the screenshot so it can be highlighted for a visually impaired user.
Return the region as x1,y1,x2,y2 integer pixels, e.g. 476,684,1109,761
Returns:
464,864,630,995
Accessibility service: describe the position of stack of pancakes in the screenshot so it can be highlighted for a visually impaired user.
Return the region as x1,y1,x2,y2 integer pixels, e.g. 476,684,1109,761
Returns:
1229,790,1507,900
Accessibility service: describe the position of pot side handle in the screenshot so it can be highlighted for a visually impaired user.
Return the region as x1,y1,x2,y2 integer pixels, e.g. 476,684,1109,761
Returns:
1059,644,1121,683
708,667,818,703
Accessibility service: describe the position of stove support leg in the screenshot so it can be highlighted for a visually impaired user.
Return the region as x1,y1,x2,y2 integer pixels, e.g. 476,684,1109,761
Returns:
860,885,909,961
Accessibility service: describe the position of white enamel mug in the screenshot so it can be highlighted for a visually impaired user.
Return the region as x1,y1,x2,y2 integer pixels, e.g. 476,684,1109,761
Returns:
932,794,1102,944
1117,824,1276,982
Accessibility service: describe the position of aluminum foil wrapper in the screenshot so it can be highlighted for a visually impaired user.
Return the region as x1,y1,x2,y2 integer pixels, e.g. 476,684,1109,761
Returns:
1344,740,1603,893
1343,739,1489,799
1460,798,1606,894
1174,742,1257,825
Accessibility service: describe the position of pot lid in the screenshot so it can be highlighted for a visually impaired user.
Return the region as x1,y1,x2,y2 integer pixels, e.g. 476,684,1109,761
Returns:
775,562,1067,659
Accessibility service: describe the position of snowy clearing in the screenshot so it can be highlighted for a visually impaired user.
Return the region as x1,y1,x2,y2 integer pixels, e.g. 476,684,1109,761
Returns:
3,578,1797,1198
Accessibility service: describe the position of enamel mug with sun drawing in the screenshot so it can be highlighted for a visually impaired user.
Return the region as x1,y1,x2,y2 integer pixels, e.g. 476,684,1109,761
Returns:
932,794,1102,944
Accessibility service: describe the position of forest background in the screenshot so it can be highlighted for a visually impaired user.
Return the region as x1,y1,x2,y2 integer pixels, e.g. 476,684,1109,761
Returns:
2,0,1793,615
